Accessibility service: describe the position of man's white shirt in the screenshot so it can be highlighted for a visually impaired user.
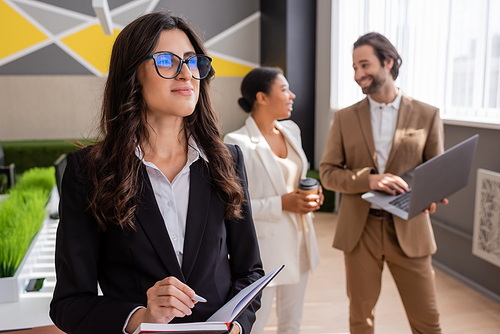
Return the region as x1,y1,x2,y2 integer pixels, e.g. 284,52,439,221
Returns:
368,89,402,175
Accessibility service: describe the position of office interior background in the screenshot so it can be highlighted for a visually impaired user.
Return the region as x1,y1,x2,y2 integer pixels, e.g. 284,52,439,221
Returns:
1,0,500,331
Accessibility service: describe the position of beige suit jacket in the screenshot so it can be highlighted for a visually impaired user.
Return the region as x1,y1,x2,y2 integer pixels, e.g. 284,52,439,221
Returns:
225,116,320,286
319,94,444,258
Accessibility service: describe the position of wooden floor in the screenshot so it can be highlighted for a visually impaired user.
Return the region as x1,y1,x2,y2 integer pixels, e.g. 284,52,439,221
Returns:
262,212,500,334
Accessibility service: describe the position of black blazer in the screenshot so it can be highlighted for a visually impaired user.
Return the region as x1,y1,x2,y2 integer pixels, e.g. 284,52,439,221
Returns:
50,144,264,334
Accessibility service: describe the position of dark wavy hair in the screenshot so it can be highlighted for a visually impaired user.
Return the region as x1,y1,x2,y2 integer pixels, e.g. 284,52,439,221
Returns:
353,32,402,80
238,67,284,113
87,11,244,230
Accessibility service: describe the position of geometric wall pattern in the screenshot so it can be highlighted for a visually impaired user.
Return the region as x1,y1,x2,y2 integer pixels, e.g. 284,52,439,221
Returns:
0,0,48,59
0,43,93,75
0,0,259,77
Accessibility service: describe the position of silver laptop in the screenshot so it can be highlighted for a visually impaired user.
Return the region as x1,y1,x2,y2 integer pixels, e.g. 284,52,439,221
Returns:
361,134,479,220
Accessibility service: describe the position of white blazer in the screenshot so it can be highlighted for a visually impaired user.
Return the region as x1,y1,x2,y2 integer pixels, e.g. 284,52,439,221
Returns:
224,116,320,286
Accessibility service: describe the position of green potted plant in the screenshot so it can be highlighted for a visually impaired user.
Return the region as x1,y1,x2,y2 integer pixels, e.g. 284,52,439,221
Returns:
0,167,55,303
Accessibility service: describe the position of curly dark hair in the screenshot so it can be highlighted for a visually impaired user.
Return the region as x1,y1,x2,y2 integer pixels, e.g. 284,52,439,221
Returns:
86,11,244,230
354,32,402,80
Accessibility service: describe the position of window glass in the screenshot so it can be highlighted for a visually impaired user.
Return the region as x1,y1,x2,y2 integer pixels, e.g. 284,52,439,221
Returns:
332,0,500,125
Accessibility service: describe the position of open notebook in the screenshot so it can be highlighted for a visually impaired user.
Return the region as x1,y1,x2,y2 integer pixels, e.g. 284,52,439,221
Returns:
133,265,284,334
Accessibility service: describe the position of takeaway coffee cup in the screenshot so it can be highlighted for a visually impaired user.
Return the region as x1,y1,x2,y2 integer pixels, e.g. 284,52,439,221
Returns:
298,178,320,195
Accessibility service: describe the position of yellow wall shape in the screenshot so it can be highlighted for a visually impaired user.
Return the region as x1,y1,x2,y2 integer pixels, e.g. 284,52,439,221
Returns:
0,0,48,60
61,24,120,75
210,56,254,77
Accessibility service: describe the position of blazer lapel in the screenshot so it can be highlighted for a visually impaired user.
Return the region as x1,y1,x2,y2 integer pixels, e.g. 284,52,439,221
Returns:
385,94,411,171
181,159,210,282
246,117,288,195
275,121,309,178
135,166,185,281
355,98,378,170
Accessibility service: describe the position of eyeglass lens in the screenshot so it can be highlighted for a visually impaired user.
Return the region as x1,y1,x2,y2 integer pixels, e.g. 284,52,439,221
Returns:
156,53,211,79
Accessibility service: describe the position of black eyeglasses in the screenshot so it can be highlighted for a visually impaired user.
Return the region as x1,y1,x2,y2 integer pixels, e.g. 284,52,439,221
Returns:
145,52,212,80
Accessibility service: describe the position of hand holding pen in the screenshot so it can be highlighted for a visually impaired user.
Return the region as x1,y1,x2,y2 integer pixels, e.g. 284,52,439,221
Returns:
126,276,207,333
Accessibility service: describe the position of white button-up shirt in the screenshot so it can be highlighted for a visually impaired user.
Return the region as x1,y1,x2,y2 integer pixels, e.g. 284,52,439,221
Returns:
368,89,402,174
125,139,208,334
128,141,243,334
135,137,208,266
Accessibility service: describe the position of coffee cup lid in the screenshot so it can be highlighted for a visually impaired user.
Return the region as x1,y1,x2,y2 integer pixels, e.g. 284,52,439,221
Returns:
298,177,319,190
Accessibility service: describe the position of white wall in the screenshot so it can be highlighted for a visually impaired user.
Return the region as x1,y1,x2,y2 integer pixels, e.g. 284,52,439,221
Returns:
0,76,103,141
0,76,247,141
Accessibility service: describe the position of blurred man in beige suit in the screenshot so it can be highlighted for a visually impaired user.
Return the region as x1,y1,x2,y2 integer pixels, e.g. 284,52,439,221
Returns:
320,32,447,334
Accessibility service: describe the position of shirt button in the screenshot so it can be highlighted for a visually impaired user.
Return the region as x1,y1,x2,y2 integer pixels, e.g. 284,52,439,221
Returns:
167,201,173,207
172,235,178,241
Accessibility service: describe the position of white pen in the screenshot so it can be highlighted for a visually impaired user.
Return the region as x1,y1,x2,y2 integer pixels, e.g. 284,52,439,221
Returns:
192,294,207,303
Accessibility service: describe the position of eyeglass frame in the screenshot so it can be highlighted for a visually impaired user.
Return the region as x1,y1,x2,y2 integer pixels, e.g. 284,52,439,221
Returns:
145,51,213,80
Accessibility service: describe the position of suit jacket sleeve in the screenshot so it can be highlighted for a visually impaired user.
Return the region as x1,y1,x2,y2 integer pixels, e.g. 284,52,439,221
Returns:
248,196,282,222
50,150,142,334
319,110,373,194
225,144,265,333
223,133,283,222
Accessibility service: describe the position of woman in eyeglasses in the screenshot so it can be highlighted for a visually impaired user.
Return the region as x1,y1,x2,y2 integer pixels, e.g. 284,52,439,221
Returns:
224,67,322,334
50,12,263,334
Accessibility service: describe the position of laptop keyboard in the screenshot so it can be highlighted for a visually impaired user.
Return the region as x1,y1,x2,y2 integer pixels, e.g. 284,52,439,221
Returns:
389,191,412,212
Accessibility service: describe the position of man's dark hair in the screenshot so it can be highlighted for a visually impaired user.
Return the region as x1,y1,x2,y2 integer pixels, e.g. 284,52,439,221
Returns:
354,32,402,80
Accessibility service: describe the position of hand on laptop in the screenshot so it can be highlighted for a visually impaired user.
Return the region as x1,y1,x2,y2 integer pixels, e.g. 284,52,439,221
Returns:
424,198,449,214
369,173,409,196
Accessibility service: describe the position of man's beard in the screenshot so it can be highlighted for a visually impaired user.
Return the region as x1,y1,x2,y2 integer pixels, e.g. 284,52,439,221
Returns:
358,69,387,95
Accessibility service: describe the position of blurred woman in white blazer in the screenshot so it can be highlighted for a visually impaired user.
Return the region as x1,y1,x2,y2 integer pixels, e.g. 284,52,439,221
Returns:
224,67,322,334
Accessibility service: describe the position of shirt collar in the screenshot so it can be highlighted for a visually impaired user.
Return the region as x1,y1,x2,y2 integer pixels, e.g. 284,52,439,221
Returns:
134,135,208,165
186,135,208,163
368,88,402,112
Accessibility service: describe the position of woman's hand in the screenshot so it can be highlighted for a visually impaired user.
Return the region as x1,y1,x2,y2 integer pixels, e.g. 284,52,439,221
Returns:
126,276,197,333
229,323,241,334
317,185,325,206
282,186,323,214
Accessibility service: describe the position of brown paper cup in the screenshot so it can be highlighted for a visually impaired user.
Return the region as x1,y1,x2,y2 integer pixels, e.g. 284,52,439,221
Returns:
298,177,319,195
